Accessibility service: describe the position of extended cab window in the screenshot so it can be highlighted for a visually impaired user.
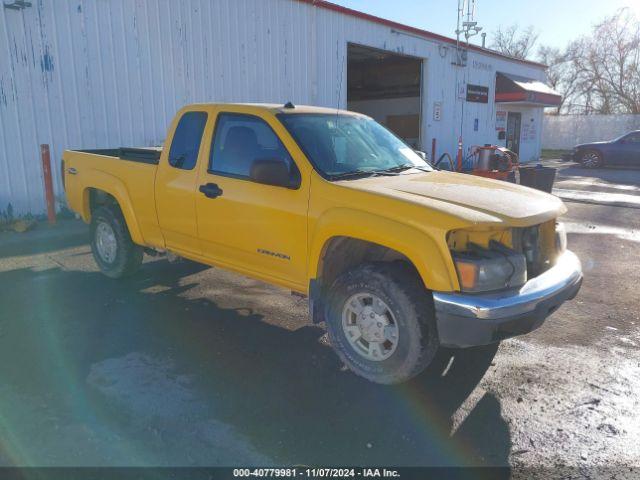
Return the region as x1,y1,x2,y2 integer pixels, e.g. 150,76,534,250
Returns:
168,111,208,170
210,113,295,178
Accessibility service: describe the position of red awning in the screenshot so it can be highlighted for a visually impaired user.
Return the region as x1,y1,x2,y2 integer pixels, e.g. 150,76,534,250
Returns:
495,72,562,107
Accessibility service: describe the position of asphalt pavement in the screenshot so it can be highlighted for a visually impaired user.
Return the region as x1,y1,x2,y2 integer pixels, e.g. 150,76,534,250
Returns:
0,162,638,477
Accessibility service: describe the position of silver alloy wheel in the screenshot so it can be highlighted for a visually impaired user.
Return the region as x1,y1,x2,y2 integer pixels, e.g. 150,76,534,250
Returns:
95,221,117,264
341,293,399,361
582,152,601,167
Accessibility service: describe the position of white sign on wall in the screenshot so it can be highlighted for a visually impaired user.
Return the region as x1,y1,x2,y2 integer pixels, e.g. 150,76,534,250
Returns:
457,81,466,99
433,102,442,121
496,111,507,131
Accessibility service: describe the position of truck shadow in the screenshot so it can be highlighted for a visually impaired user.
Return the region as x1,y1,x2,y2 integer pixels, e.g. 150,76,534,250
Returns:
0,260,511,468
0,220,89,259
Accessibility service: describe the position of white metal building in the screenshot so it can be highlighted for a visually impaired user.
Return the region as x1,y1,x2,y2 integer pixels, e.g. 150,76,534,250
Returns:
0,0,561,215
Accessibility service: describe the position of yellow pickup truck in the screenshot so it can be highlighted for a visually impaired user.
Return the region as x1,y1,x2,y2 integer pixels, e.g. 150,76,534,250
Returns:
63,103,582,384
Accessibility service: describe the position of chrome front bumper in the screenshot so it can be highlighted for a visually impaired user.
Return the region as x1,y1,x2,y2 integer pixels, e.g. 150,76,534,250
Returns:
433,250,583,348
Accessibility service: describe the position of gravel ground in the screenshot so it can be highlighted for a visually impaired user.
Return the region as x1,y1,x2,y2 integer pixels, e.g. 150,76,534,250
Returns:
0,162,638,477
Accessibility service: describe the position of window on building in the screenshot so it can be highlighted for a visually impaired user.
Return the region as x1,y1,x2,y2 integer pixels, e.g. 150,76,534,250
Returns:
210,113,295,178
168,111,208,170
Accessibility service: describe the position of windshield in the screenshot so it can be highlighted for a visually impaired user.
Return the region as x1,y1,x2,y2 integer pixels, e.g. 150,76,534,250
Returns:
614,131,640,142
277,113,431,179
613,132,629,142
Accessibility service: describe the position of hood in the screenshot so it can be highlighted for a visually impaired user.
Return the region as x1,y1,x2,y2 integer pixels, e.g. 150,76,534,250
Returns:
575,141,610,148
337,171,566,227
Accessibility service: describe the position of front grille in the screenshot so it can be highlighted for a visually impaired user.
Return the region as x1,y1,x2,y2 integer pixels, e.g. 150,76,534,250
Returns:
513,225,552,279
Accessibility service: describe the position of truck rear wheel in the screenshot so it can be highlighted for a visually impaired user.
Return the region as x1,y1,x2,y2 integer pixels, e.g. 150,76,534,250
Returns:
90,205,143,278
324,262,439,384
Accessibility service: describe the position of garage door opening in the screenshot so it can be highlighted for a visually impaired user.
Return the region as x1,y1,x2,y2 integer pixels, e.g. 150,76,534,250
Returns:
347,43,423,149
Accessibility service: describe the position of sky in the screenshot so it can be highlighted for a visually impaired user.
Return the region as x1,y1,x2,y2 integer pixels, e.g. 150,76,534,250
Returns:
330,0,640,54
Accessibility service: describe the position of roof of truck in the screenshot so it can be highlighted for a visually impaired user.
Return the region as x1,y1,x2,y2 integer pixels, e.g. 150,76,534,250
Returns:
186,102,365,116
265,103,363,115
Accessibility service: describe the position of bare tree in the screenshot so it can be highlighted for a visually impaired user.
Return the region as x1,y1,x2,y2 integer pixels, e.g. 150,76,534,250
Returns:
537,9,640,115
538,45,583,114
538,40,599,114
580,9,640,114
490,24,539,60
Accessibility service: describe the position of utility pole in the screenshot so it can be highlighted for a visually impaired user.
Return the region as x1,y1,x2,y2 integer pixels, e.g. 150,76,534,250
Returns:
453,0,483,170
455,0,483,65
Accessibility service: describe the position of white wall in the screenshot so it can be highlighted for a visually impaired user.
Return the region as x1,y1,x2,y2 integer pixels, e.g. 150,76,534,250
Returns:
0,0,548,215
422,50,546,165
543,114,640,150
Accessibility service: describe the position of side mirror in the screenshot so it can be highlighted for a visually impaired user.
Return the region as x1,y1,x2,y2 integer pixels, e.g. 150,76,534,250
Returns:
414,150,435,167
250,158,300,188
415,150,428,162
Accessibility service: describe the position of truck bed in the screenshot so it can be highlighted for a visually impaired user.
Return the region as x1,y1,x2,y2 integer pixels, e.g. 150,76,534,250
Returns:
63,146,163,247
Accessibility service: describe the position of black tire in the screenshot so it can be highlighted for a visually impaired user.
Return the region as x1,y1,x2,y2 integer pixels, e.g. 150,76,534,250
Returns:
90,205,143,278
580,150,603,168
324,262,439,384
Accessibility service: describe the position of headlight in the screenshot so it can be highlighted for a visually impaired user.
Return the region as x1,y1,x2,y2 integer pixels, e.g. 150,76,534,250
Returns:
453,245,527,293
555,222,567,253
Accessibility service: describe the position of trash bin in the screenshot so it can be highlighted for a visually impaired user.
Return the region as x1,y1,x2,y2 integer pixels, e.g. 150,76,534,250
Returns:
519,165,556,193
535,166,557,193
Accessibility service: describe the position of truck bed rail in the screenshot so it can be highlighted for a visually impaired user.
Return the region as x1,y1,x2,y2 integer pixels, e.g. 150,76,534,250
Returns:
73,147,161,165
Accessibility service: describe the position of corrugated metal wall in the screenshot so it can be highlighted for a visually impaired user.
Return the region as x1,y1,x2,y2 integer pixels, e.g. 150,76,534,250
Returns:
0,0,547,215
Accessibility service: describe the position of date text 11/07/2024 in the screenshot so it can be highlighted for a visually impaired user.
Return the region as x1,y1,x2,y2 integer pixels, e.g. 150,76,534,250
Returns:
232,468,400,478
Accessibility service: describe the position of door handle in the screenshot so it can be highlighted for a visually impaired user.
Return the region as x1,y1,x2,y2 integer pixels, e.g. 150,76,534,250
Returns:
199,183,223,199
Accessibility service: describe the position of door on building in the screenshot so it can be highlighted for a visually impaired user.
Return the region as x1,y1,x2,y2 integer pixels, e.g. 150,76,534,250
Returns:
346,43,423,150
506,112,522,155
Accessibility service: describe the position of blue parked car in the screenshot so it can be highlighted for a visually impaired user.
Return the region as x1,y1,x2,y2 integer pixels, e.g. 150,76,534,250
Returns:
569,131,640,168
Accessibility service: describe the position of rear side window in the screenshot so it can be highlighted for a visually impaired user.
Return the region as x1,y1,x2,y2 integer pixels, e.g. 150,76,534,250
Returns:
168,111,208,170
209,113,295,178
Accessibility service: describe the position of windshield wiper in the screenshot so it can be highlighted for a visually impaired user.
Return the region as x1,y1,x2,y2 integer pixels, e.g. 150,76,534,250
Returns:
377,164,432,174
328,163,432,181
328,169,399,180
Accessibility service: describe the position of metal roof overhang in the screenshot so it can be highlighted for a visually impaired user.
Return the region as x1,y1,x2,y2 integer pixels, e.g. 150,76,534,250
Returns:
495,72,562,107
294,0,549,69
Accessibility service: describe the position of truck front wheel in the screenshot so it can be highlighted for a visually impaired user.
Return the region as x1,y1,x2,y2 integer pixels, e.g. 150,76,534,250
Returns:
90,205,143,278
324,262,439,384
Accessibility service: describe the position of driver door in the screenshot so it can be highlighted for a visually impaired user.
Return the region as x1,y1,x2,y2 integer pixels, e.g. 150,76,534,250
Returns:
195,110,310,290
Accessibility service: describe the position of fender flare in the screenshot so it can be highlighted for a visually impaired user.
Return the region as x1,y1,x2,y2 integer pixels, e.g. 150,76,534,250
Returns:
80,170,145,245
308,208,458,292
